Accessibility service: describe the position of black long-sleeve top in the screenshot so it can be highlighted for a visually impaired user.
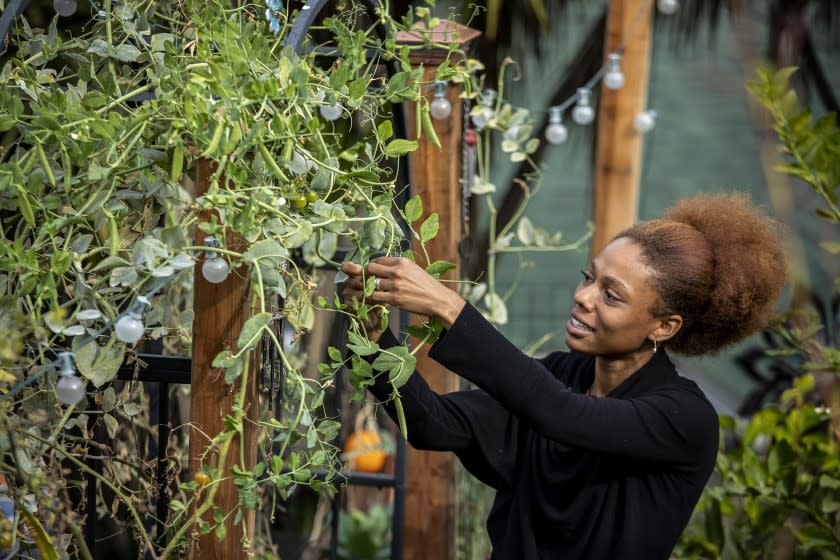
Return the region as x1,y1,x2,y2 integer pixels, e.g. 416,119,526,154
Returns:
367,303,719,560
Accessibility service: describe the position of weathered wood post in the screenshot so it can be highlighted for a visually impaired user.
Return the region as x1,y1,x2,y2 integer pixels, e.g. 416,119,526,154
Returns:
590,0,655,256
396,20,480,560
188,158,258,559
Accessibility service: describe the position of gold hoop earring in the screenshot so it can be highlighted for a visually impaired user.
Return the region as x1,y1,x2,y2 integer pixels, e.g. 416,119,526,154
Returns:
653,337,659,354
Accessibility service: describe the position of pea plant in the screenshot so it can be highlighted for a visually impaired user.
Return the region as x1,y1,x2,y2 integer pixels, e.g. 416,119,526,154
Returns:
0,0,479,555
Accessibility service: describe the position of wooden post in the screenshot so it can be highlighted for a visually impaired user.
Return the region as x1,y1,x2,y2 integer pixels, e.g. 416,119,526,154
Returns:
188,158,258,559
590,0,655,256
396,21,480,560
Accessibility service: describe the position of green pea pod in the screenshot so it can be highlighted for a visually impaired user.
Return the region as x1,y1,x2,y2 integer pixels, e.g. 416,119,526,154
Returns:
171,143,184,183
61,146,72,193
392,389,408,441
222,120,242,155
15,184,35,226
202,120,225,157
259,141,289,182
415,97,422,140
36,143,56,187
421,103,442,149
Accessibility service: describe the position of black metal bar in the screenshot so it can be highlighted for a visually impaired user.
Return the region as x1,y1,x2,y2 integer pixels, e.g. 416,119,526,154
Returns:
283,0,330,53
0,0,29,55
117,355,191,385
155,382,171,551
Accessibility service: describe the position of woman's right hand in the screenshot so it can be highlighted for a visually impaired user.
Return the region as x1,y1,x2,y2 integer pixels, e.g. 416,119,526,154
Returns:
340,257,465,329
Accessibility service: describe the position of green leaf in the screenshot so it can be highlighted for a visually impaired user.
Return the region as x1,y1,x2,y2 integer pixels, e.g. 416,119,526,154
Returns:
347,331,379,357
327,346,343,363
376,120,393,142
371,346,416,389
101,387,116,412
483,292,508,325
74,337,124,388
384,139,418,158
237,312,272,350
0,114,16,132
113,44,142,62
404,194,423,223
103,413,118,439
419,212,439,243
819,241,840,254
425,260,456,278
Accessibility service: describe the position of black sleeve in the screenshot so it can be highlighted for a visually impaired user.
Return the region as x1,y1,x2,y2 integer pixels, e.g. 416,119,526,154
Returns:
365,328,519,489
428,303,719,466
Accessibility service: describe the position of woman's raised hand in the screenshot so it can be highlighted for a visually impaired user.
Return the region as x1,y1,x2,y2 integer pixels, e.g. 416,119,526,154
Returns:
340,257,466,329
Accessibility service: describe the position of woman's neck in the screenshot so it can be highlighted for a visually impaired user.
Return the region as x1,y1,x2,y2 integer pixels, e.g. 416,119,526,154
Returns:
590,351,655,397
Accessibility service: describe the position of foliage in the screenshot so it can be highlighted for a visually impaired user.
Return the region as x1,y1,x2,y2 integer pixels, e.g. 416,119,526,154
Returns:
675,375,840,559
675,66,840,559
333,504,391,560
0,0,478,555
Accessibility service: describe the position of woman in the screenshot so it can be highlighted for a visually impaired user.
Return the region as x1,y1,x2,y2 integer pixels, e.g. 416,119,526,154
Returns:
341,193,786,559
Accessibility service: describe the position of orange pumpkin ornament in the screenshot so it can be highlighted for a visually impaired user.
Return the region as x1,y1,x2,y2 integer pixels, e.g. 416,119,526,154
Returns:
343,430,387,473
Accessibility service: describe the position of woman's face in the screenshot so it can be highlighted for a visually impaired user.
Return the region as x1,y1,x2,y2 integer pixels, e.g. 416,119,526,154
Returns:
564,237,667,357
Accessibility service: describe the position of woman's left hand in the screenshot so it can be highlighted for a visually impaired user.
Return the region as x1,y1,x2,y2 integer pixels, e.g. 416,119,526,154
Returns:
340,257,466,328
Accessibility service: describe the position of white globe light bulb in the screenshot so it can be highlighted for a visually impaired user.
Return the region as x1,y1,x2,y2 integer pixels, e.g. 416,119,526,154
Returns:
603,54,624,90
115,315,144,344
319,104,342,121
657,0,679,15
290,152,309,175
545,123,569,145
53,0,77,17
604,70,624,90
56,375,86,405
202,257,230,284
572,105,594,126
430,97,452,120
633,110,657,133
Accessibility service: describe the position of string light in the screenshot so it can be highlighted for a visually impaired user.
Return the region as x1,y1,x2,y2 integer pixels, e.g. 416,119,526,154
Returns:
430,81,452,120
634,110,657,132
319,101,343,121
571,88,595,125
603,54,625,90
657,0,679,15
545,107,568,145
54,352,85,405
53,0,77,16
290,151,313,175
201,236,231,284
114,296,150,344
470,89,496,130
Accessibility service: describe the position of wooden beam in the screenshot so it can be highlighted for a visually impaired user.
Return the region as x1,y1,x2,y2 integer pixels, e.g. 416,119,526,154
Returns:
590,0,655,256
188,158,258,560
397,21,478,560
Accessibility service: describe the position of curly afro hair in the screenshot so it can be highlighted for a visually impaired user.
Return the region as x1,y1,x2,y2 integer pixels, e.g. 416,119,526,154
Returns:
614,193,787,356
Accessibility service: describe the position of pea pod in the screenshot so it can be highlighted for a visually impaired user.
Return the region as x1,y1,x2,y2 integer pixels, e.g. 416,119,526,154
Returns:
171,143,184,183
421,103,441,149
61,146,72,193
202,120,226,157
259,141,289,182
36,143,56,187
15,185,35,226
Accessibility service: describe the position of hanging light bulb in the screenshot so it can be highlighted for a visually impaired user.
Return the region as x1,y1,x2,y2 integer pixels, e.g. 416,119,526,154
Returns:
571,88,595,126
55,352,85,405
544,107,569,145
429,81,452,120
114,296,150,344
53,0,77,16
201,236,231,284
319,100,343,121
470,89,497,130
289,151,311,175
603,53,625,90
657,0,679,15
633,110,657,133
